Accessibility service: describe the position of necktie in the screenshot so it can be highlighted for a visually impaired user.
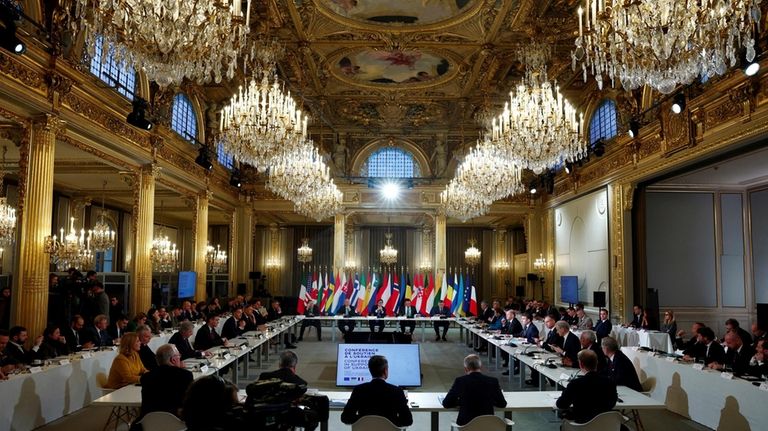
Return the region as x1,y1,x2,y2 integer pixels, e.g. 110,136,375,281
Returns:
74,330,79,345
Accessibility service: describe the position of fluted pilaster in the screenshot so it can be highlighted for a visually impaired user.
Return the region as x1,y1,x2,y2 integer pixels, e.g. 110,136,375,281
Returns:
194,191,210,302
333,213,345,272
230,205,254,296
13,114,64,345
435,214,446,275
129,163,156,317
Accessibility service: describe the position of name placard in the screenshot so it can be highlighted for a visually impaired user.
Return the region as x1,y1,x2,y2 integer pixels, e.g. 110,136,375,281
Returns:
559,373,571,381
81,352,93,359
223,353,232,360
692,363,705,371
759,382,768,391
721,372,734,380
29,366,43,374
240,344,248,351
59,359,70,365
666,356,677,362
200,365,209,373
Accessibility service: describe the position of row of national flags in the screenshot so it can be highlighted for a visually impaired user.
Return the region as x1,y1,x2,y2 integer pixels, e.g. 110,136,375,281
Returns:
296,270,478,317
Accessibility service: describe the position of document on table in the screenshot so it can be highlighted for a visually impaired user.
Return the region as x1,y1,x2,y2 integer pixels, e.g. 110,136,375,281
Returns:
329,399,347,407
437,396,445,404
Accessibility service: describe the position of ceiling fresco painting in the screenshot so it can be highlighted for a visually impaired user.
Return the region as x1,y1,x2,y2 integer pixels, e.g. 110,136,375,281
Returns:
323,0,474,26
336,49,451,85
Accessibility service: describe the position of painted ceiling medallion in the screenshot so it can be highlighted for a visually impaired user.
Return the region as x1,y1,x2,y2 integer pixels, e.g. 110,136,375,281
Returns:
323,0,474,27
335,49,451,86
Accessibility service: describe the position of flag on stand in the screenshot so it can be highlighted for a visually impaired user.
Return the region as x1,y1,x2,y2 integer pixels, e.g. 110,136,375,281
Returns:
424,273,436,314
469,281,478,317
439,271,448,308
413,272,423,313
404,273,413,303
462,273,472,316
310,271,319,301
385,272,400,316
332,272,348,315
376,271,392,310
319,271,331,313
363,272,379,316
395,268,407,314
420,273,433,315
296,271,308,314
452,273,464,316
356,272,367,314
324,271,337,314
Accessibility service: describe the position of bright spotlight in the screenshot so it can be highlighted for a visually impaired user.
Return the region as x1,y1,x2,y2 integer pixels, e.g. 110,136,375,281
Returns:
381,181,401,200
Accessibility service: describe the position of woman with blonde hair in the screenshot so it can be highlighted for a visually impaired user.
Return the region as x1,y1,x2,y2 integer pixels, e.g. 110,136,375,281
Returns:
661,310,678,342
106,332,147,389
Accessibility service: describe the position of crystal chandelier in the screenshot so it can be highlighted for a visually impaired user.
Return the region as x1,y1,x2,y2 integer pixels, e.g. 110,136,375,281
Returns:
464,239,481,267
89,181,116,252
268,143,343,221
297,237,313,264
440,139,523,221
533,253,549,273
150,232,178,273
573,0,762,94
151,202,178,273
380,232,398,266
45,217,94,271
0,146,16,247
492,42,586,174
73,0,253,86
219,39,308,172
206,243,227,273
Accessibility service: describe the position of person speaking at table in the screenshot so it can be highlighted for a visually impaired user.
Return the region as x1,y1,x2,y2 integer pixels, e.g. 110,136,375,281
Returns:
337,299,358,336
340,355,413,427
430,302,451,341
520,312,539,344
298,299,322,341
222,308,247,340
442,354,506,426
683,326,725,365
675,322,704,352
135,344,193,425
170,321,207,360
398,298,419,335
6,326,43,364
106,332,148,389
556,349,617,424
552,321,580,368
370,299,387,333
709,331,754,376
258,351,308,386
600,336,642,392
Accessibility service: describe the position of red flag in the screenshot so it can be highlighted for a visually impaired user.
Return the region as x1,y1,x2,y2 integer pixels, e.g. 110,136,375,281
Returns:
385,273,400,316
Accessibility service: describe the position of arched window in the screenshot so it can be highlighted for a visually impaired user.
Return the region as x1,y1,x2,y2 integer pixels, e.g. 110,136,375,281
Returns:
89,35,136,99
361,147,420,178
589,99,618,145
171,94,198,143
217,142,235,170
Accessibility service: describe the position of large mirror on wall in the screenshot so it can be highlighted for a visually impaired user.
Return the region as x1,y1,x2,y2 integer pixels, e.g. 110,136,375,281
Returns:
554,188,610,312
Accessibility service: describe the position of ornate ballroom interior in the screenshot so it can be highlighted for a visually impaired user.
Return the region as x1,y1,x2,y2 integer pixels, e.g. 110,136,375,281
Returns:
0,0,767,348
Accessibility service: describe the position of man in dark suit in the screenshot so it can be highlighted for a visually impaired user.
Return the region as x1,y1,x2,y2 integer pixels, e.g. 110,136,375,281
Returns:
579,330,607,371
299,300,322,341
593,308,612,342
442,354,507,426
136,325,158,371
193,315,227,351
749,339,767,377
430,302,452,341
169,321,206,360
520,312,539,344
6,326,42,364
480,301,494,324
258,351,308,386
675,322,704,352
337,299,358,336
178,300,199,322
268,300,297,349
398,298,419,334
61,315,90,352
137,344,193,422
556,349,618,424
601,336,643,392
221,308,246,340
501,309,523,337
539,315,563,352
107,314,129,341
552,320,580,368
340,355,413,427
710,331,755,376
684,326,725,365
369,300,386,333
628,304,644,328
83,314,113,347
725,318,753,348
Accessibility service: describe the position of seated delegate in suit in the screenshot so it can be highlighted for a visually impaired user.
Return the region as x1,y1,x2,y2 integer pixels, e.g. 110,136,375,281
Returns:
369,300,387,333
593,309,612,342
660,310,678,343
83,314,113,348
221,308,247,340
442,354,507,426
107,314,129,341
725,318,753,348
500,310,525,371
538,315,563,352
138,344,193,422
748,339,767,377
268,300,296,349
601,336,643,392
136,325,158,371
430,302,452,341
398,298,419,334
61,315,90,352
556,349,618,424
683,326,725,365
298,300,322,341
340,355,413,427
170,321,206,360
676,322,705,352
552,320,580,368
106,332,148,389
520,312,539,343
627,304,644,328
193,315,227,351
709,331,755,376
37,325,71,359
258,351,308,386
6,326,42,364
578,330,607,372
575,305,593,330
337,299,358,336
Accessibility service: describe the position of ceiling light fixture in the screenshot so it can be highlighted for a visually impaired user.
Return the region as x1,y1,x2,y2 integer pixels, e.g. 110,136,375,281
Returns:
195,145,213,171
671,93,686,115
126,98,152,130
229,169,242,188
380,181,401,201
628,120,640,138
0,0,25,55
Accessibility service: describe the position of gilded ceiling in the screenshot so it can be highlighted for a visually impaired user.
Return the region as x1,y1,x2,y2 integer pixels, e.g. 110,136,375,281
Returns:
205,0,586,178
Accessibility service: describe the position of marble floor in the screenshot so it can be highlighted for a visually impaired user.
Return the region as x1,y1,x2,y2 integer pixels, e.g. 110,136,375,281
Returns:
37,326,711,431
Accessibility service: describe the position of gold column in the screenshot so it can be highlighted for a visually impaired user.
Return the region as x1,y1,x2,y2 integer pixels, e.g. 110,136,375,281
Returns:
609,183,632,321
12,115,64,345
193,191,210,302
230,206,254,295
434,214,446,275
129,164,156,317
333,213,345,272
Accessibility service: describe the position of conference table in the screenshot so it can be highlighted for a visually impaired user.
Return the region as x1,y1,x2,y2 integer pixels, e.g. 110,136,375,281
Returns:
0,316,300,431
611,325,675,353
302,316,457,342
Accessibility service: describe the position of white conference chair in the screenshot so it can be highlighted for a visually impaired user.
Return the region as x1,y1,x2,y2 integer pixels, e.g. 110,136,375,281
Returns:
351,415,407,431
561,411,623,431
136,411,187,431
451,415,514,430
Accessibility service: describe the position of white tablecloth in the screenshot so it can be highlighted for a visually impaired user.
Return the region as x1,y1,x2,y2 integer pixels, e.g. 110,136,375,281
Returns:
612,325,674,353
0,349,117,431
623,347,768,430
